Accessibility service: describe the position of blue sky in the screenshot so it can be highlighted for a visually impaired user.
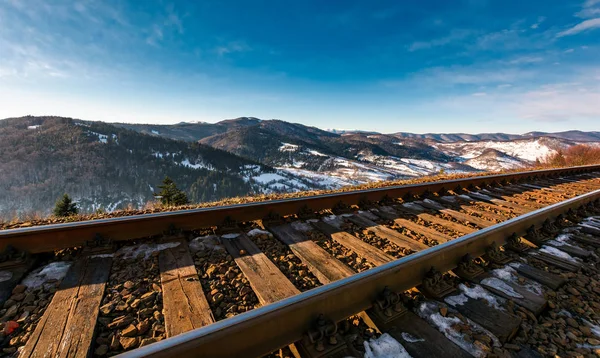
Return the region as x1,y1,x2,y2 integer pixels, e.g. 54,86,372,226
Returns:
0,0,599,133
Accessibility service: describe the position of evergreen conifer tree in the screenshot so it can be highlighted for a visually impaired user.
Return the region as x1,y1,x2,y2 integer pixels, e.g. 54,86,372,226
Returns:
53,194,79,217
156,176,189,206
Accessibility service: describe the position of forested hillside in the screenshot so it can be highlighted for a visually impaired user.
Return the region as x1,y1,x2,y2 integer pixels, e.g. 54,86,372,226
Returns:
3,115,598,221
0,116,276,219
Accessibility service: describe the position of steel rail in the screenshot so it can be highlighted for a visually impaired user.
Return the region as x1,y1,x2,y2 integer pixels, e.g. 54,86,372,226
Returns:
119,189,600,358
1,165,599,253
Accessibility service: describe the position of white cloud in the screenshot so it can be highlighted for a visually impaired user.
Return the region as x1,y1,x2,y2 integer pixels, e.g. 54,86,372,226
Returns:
146,25,164,46
145,4,184,46
557,18,600,37
426,72,600,125
530,16,546,29
508,56,543,64
471,92,487,96
474,22,555,52
215,41,251,56
517,85,600,121
575,0,600,18
409,65,536,87
577,7,600,18
408,29,473,51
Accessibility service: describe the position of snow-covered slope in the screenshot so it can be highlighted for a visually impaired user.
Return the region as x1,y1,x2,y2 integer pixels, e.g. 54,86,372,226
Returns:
269,142,475,190
434,138,562,162
464,149,526,171
247,136,597,190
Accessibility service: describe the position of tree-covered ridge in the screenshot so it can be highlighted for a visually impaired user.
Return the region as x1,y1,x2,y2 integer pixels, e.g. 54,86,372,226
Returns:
0,116,273,219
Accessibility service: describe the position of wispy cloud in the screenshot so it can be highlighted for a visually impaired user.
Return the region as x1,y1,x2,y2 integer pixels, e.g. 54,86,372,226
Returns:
146,25,164,46
145,4,185,47
214,41,252,56
577,0,600,18
474,21,556,52
507,56,544,64
409,65,537,87
577,7,600,18
557,0,600,37
421,68,600,125
557,18,600,37
530,16,546,29
408,29,473,51
517,82,600,121
0,1,131,80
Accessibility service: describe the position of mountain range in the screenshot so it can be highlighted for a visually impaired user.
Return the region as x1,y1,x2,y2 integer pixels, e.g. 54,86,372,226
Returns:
392,130,600,143
115,118,600,143
1,115,598,219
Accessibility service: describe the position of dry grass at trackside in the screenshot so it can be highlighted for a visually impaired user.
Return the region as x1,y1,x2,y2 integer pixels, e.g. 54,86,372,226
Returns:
0,162,597,230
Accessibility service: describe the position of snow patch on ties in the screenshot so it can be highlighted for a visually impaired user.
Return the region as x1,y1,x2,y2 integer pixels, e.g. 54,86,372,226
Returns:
221,233,240,239
582,318,600,338
582,217,600,228
400,332,425,343
480,277,524,299
402,202,424,212
323,215,344,228
363,333,412,358
446,283,506,310
189,235,222,253
0,271,13,283
247,228,272,237
444,293,469,307
557,309,573,318
90,254,114,259
538,246,580,263
423,198,445,210
21,261,72,290
357,210,380,221
116,242,181,260
452,283,506,308
291,221,313,232
547,233,572,247
491,266,542,296
417,301,497,358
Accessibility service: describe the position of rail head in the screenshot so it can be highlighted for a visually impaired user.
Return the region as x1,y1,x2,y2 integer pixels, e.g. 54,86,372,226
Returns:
1,164,598,253
117,189,600,358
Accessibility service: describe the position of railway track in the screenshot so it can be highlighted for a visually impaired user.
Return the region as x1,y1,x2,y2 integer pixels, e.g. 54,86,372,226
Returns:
0,165,599,357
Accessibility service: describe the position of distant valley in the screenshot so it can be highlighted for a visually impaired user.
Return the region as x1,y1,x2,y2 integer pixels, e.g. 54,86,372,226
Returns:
1,115,598,219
